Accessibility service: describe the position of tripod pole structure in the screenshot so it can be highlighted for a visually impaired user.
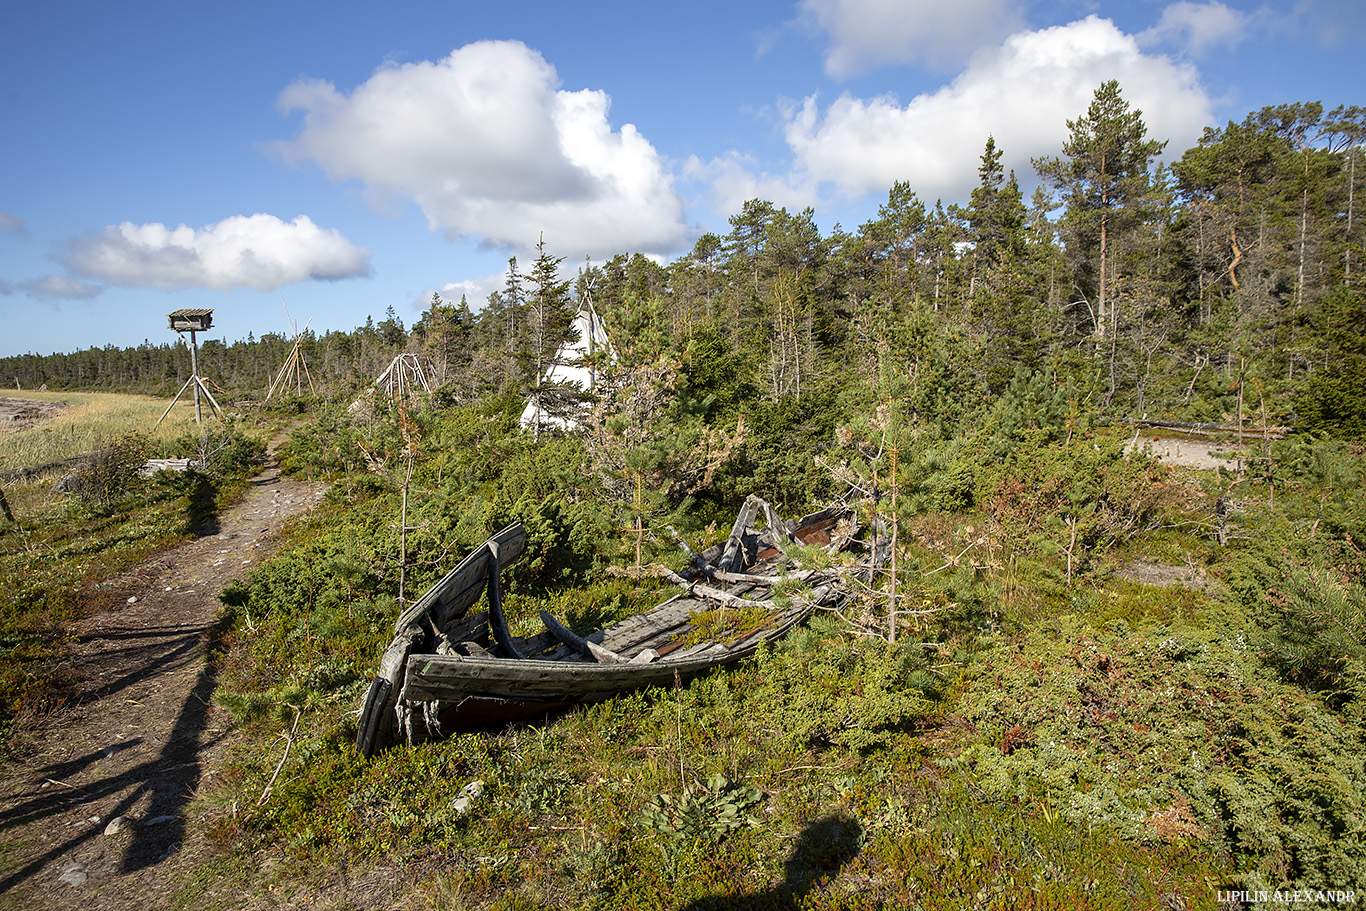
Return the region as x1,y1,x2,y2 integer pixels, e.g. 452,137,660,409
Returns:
157,375,196,427
160,308,221,427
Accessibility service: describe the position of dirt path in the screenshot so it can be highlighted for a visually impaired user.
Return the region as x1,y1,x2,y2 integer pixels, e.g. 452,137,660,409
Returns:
0,445,326,910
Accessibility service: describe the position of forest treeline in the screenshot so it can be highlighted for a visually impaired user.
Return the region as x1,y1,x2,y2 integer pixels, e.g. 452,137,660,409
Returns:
6,83,1364,437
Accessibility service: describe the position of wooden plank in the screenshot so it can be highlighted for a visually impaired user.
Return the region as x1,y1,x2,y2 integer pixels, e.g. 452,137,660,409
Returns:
392,523,527,634
597,598,698,655
718,495,761,572
443,610,490,646
705,568,814,586
355,624,424,755
512,630,560,657
401,651,745,700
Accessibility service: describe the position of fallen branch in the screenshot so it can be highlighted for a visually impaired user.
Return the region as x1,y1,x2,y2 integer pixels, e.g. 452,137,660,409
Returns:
667,525,721,575
922,540,981,576
653,565,758,609
257,703,303,808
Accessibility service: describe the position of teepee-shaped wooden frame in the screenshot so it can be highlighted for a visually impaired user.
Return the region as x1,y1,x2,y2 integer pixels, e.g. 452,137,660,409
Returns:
374,353,432,403
265,298,316,403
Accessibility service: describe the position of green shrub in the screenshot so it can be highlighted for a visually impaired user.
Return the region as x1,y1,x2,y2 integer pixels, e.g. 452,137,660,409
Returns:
71,433,147,512
949,613,1366,890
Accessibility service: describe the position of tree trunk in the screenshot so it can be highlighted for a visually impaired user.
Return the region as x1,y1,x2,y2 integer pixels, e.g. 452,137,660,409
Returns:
1348,148,1357,289
887,447,899,643
1228,228,1243,292
1097,209,1109,340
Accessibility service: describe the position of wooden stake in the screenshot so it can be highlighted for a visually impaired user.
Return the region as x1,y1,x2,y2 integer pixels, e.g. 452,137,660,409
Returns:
0,485,14,524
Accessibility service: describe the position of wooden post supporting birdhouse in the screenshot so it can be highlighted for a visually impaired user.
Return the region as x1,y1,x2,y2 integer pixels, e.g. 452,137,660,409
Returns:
158,309,224,426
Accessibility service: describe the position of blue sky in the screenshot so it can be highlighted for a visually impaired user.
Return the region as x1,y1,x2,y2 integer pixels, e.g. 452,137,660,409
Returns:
2,0,1362,359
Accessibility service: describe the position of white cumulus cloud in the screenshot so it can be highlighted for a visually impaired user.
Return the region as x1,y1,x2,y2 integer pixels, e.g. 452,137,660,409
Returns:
783,16,1214,203
272,40,692,258
801,0,1026,75
63,214,371,291
1139,1,1254,55
413,274,506,314
683,151,821,224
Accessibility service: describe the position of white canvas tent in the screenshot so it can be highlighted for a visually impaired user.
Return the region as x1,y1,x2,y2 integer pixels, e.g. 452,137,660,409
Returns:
519,300,614,433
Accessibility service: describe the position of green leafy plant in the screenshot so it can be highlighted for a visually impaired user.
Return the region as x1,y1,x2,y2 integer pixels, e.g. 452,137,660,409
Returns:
504,767,576,820
640,773,762,843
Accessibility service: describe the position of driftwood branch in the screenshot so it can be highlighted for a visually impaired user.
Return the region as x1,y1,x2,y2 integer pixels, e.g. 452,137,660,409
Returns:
668,524,722,575
257,703,302,807
540,610,626,664
629,564,761,609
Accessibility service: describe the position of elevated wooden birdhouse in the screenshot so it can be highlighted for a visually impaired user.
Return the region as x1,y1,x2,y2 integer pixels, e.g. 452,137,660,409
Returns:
167,308,213,332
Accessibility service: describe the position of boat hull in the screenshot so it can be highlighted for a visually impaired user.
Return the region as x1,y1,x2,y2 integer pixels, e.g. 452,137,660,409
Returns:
357,498,861,755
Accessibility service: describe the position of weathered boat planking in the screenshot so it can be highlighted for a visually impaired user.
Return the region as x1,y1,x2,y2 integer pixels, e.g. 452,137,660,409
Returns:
356,496,863,755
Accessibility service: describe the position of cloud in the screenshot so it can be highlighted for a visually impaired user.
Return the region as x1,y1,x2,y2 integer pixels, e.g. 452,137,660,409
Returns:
272,40,692,258
63,214,371,291
1139,1,1254,55
1291,0,1366,47
0,275,103,301
683,151,820,222
437,276,497,303
415,274,506,314
782,16,1214,203
0,211,24,235
800,0,1026,75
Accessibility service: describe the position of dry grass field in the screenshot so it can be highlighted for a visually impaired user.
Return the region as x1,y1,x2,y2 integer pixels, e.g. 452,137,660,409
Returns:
0,390,205,472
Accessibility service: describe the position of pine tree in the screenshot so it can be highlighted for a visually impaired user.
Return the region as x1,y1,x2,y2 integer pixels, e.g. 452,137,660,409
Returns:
522,236,579,435
1034,80,1166,344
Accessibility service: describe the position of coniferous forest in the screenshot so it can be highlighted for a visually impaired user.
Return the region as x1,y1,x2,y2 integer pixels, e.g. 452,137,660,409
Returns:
6,86,1365,438
3,83,1366,907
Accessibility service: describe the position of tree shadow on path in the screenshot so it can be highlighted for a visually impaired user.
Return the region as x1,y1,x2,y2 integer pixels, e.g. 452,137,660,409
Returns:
0,612,229,892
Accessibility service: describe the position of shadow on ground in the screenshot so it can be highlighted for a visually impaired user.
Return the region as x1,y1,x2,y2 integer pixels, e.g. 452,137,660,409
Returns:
679,813,863,910
184,473,220,537
0,612,229,891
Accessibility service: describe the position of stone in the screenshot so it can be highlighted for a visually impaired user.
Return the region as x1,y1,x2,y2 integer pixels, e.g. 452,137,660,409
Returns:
103,816,130,836
450,779,484,815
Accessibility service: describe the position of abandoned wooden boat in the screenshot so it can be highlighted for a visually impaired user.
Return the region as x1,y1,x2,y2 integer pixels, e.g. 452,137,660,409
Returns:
356,495,864,755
